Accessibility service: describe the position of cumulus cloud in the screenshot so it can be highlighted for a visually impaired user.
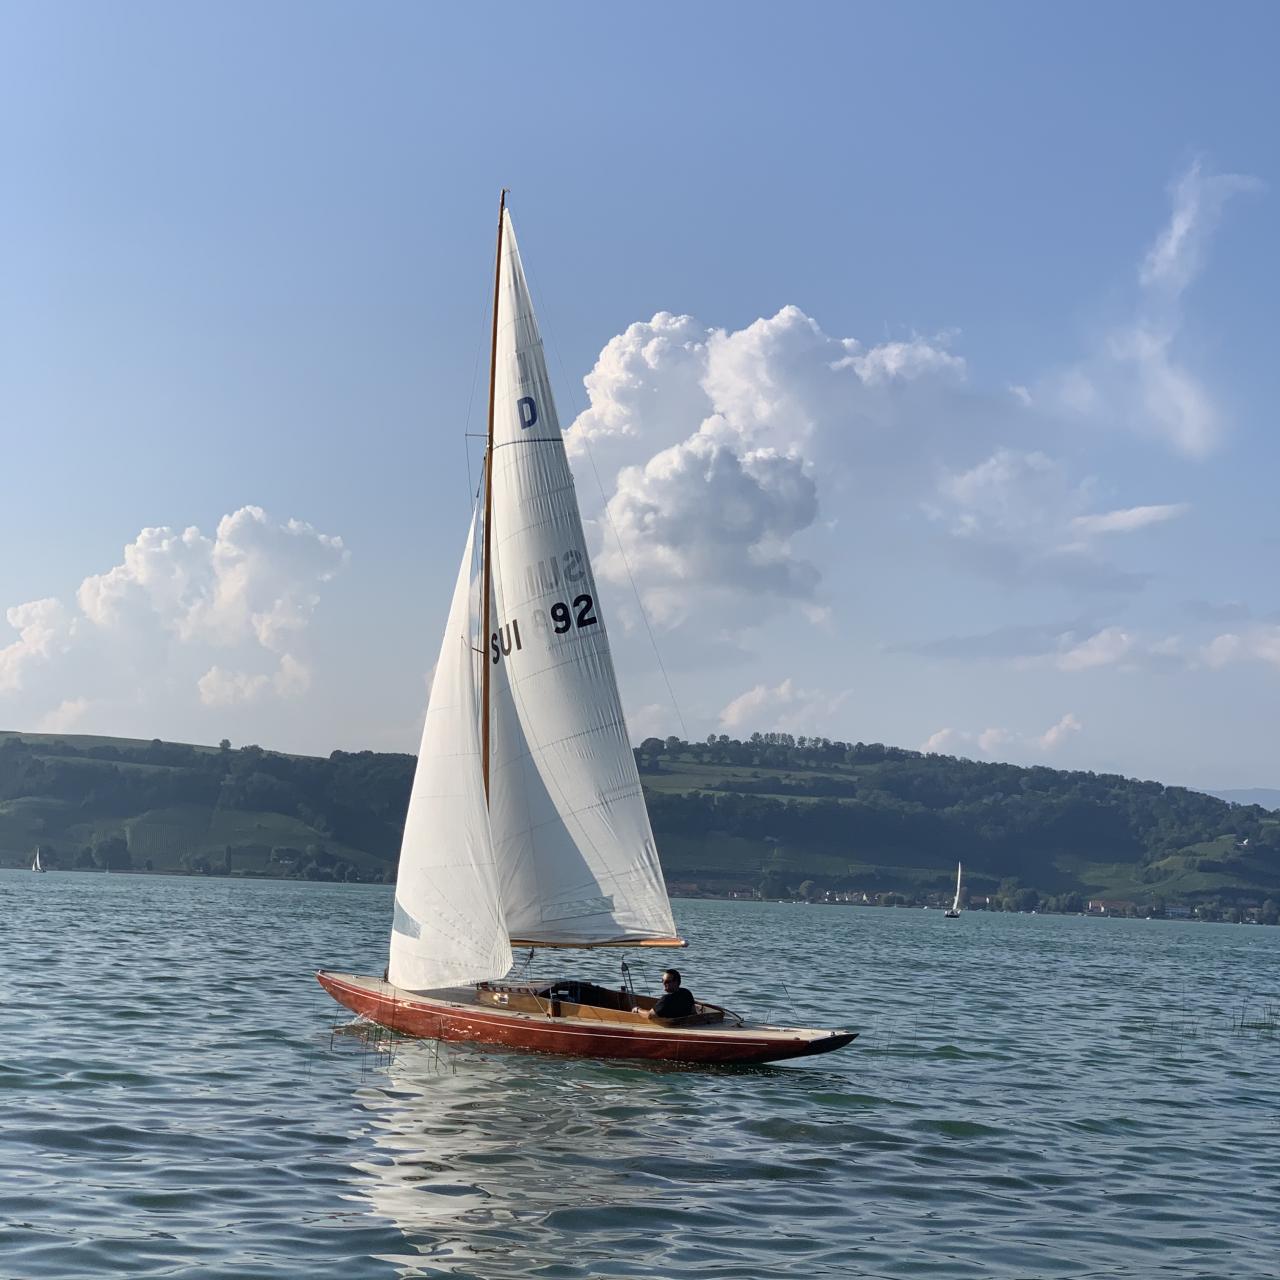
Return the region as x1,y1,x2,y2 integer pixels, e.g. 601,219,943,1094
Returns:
197,666,270,708
1038,712,1083,750
921,727,961,754
718,677,851,734
79,506,347,651
597,436,819,626
1055,158,1261,457
197,655,311,707
1,507,345,731
1202,626,1280,671
35,697,92,733
0,599,70,694
567,306,970,627
1055,626,1133,671
921,713,1083,759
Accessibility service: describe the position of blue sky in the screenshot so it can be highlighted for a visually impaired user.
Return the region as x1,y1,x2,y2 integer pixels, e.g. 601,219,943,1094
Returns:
2,2,1277,790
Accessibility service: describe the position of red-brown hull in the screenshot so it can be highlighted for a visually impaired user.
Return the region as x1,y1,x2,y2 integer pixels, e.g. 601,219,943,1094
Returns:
317,971,855,1065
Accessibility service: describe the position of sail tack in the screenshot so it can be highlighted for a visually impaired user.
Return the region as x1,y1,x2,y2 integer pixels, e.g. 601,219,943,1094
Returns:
485,211,679,946
388,514,513,991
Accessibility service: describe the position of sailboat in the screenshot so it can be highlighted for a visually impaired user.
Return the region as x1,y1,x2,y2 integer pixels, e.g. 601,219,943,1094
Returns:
944,862,962,918
32,845,46,873
317,195,854,1065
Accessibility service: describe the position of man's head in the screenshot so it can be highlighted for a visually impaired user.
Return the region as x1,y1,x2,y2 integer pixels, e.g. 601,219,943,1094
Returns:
661,969,682,990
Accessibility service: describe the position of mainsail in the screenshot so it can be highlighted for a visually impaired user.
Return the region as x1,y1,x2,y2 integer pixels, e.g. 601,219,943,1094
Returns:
485,210,679,946
388,513,513,990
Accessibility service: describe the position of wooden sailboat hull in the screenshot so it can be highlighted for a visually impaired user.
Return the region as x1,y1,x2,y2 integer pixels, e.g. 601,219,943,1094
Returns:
317,971,855,1065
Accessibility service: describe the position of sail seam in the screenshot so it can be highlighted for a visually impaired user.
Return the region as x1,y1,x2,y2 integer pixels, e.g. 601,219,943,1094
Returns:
491,437,564,450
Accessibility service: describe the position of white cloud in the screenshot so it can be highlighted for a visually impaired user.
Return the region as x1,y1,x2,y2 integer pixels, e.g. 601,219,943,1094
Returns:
1055,158,1261,458
921,727,960,754
932,449,1186,592
830,334,966,386
2,507,346,728
196,654,309,707
567,306,971,628
1140,159,1263,298
1202,626,1280,671
597,435,819,626
626,702,677,742
273,653,311,698
35,697,92,733
1070,503,1189,537
1038,712,1082,751
77,507,347,652
568,312,710,459
0,599,69,694
197,666,270,707
937,448,1077,540
1056,626,1133,671
922,713,1083,758
718,677,850,734
78,525,214,632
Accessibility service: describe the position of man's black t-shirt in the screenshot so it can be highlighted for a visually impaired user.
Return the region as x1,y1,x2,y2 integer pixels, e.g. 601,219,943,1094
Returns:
652,987,695,1018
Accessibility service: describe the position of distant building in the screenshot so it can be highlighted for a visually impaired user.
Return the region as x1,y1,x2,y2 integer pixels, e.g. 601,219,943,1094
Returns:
1087,899,1135,915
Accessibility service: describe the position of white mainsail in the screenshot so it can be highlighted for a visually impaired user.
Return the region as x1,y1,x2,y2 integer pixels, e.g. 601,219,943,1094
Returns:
950,862,962,914
484,210,678,946
388,513,513,991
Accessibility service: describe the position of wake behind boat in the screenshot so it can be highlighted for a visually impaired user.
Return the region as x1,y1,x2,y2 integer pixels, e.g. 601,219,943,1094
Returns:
317,195,855,1066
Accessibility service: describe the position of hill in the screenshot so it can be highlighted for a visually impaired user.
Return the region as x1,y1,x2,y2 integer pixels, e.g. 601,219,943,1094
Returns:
1209,788,1280,811
2,727,1277,913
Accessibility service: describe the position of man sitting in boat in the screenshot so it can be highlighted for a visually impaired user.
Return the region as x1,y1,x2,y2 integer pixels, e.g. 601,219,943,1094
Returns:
648,969,695,1020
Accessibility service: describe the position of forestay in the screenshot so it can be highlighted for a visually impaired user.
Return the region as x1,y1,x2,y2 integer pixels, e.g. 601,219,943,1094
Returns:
388,514,514,990
485,210,679,946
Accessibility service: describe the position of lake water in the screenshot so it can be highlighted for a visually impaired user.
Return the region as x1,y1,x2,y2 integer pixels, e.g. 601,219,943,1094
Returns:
1,872,1277,1278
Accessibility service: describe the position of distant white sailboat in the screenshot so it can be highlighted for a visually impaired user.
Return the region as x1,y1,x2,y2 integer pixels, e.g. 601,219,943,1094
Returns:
944,862,961,918
32,845,46,873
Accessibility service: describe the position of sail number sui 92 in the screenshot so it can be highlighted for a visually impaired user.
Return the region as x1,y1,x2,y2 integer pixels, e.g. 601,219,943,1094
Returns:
490,548,597,664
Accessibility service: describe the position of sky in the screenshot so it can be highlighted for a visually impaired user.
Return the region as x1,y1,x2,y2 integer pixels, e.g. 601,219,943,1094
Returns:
1,2,1278,791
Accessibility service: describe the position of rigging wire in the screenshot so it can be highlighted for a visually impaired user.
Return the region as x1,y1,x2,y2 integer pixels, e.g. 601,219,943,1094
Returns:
461,282,494,512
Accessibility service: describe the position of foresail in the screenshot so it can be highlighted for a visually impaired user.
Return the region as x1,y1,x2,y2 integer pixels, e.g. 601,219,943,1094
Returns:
388,512,513,991
485,210,678,946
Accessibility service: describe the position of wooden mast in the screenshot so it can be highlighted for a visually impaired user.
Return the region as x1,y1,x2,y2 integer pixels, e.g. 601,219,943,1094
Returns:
481,189,507,801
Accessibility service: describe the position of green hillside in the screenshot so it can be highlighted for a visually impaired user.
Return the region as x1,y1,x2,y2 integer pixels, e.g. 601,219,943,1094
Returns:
2,728,1277,914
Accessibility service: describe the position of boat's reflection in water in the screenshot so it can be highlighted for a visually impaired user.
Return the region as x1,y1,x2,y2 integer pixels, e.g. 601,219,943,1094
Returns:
345,1028,711,1278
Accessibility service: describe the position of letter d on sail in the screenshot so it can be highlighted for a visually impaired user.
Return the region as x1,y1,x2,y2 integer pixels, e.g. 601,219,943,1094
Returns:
517,396,538,430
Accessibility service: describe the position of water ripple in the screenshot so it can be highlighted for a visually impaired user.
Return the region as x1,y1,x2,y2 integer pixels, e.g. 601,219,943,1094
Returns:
3,874,1279,1277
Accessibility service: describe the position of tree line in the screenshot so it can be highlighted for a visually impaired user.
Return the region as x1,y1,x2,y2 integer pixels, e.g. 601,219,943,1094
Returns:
2,730,1277,899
